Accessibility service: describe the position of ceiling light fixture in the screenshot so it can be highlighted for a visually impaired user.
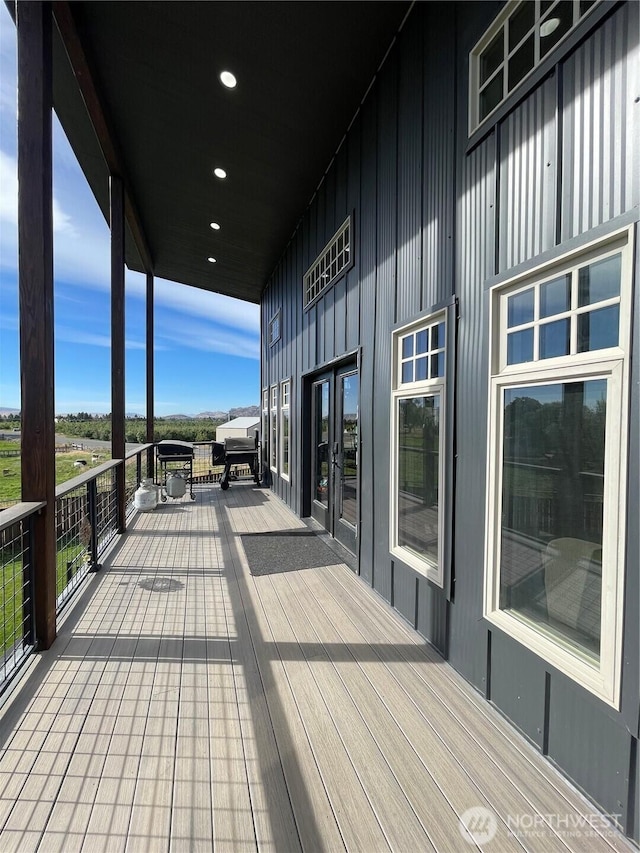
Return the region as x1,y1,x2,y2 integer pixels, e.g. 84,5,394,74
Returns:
207,257,217,264
540,17,560,37
210,222,221,230
213,167,227,179
219,70,237,89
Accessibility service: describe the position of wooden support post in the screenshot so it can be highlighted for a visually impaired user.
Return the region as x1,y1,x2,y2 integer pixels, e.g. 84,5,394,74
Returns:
17,0,56,650
146,271,155,478
110,174,126,532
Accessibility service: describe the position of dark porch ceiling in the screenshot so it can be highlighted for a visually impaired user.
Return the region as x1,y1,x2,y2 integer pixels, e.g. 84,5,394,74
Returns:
49,1,411,304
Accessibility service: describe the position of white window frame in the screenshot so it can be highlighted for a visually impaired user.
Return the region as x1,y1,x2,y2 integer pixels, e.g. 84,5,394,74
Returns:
261,388,268,467
269,310,281,347
469,0,599,135
390,312,447,586
303,216,352,308
269,385,278,473
280,379,290,482
484,225,633,708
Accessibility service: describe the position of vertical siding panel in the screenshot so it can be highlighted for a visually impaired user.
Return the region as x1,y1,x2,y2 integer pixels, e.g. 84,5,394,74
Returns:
423,4,455,307
334,143,348,355
449,131,496,687
395,12,423,325
499,76,556,270
372,50,398,603
301,208,312,373
324,286,335,362
358,95,378,586
562,2,638,238
346,117,362,353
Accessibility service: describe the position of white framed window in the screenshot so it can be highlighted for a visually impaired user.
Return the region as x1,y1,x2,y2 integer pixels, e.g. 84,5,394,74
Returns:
484,225,633,707
261,388,268,467
469,0,598,134
280,380,290,481
304,216,352,307
270,385,278,472
390,312,447,586
269,310,281,346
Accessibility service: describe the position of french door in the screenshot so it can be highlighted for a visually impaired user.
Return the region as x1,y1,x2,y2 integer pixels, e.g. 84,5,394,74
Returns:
310,362,359,554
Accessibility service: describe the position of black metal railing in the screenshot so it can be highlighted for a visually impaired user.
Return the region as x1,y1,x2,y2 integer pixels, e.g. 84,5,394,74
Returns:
0,501,44,689
54,445,153,610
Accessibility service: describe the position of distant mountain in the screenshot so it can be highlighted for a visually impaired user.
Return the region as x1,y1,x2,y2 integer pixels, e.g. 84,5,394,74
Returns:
195,411,227,419
156,407,259,420
0,408,20,416
229,406,260,419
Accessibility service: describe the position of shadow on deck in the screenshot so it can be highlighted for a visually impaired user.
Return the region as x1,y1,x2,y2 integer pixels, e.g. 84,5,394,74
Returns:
0,485,631,852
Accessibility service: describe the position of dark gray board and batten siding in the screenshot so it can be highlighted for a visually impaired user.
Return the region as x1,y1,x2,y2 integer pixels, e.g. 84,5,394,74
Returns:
261,1,639,840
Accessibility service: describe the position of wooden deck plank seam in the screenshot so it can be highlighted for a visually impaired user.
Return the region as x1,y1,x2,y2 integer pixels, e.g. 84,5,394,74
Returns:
218,490,349,851
1,558,155,849
266,569,442,853
275,565,515,853
321,562,631,852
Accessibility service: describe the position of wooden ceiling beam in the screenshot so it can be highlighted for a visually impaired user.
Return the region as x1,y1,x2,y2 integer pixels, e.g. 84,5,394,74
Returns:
52,0,154,273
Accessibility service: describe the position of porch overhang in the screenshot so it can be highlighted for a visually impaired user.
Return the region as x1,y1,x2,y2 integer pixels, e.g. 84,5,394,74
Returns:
46,0,412,304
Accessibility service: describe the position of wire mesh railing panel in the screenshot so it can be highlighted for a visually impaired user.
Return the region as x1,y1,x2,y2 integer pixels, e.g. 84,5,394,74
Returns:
124,455,139,518
95,467,118,554
55,486,91,609
0,515,35,689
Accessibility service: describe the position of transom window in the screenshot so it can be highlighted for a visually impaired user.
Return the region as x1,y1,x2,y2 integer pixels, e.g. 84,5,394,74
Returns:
501,251,621,368
470,0,598,133
484,226,633,707
399,319,446,385
304,216,352,307
391,312,447,586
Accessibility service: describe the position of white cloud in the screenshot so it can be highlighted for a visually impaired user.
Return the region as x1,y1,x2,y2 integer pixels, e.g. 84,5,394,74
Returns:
0,150,17,226
55,326,147,351
152,277,260,333
156,314,260,360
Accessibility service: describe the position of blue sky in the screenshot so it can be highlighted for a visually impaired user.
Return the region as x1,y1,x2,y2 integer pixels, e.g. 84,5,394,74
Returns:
0,6,260,417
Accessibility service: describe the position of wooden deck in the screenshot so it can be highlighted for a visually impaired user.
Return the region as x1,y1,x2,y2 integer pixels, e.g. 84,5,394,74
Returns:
0,485,632,853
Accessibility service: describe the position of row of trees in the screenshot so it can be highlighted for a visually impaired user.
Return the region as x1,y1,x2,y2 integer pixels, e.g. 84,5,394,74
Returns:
59,417,224,443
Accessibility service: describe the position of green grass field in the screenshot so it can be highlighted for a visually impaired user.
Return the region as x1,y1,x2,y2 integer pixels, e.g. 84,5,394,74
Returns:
0,445,110,505
1,541,86,656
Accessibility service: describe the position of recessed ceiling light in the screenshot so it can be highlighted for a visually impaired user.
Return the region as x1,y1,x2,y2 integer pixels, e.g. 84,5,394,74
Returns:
210,222,221,230
213,167,227,179
540,17,560,37
220,71,237,89
207,257,217,264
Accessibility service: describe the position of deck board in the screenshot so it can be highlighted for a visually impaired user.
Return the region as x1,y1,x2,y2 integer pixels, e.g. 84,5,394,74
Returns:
0,484,633,853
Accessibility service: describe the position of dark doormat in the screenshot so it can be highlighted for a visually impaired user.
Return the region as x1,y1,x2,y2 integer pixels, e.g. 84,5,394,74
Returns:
241,529,341,575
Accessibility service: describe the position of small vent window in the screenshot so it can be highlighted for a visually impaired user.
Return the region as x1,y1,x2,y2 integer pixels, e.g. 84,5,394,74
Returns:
304,216,352,307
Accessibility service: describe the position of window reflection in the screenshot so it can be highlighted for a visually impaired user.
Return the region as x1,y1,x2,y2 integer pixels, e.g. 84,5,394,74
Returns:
397,395,440,565
500,380,606,659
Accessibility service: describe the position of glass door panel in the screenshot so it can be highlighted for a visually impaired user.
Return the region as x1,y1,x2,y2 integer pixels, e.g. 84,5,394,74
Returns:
338,372,358,528
314,380,330,507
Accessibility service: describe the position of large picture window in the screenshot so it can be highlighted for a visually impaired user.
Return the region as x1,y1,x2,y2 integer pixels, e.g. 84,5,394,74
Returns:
484,227,633,707
270,385,278,472
390,313,446,585
280,380,290,481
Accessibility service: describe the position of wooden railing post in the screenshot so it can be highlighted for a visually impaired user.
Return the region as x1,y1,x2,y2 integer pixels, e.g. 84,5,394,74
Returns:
110,174,126,532
146,271,155,479
17,1,56,649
